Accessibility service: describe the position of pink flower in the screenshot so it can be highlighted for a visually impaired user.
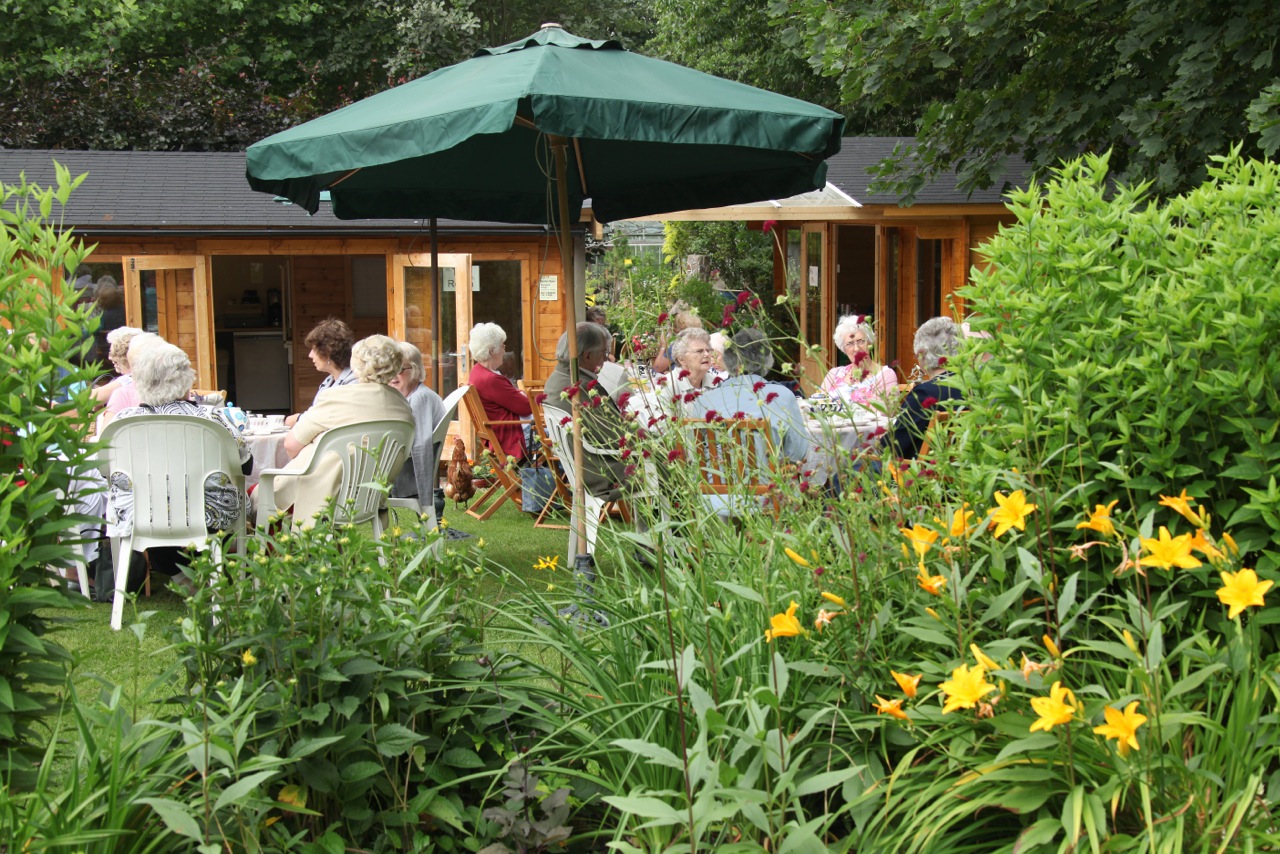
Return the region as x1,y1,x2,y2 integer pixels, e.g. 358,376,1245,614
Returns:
721,318,733,329
921,396,938,410
765,392,779,404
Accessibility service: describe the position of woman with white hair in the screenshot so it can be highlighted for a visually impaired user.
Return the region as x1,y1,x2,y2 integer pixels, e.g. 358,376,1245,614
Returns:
465,322,531,461
107,342,252,590
667,327,724,400
389,340,446,502
686,328,811,464
821,315,897,408
266,335,414,524
98,331,164,429
888,316,963,459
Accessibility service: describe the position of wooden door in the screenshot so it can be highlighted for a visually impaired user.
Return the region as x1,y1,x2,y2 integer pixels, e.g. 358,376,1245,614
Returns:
797,224,831,392
122,255,215,388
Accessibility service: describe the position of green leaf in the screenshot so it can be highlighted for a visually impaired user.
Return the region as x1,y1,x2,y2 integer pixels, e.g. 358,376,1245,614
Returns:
136,797,203,839
213,769,279,812
794,765,862,796
610,738,684,770
375,723,424,757
602,795,684,823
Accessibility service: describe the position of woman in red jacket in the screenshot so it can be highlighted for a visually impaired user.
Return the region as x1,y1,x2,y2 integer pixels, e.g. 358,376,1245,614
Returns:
465,322,531,462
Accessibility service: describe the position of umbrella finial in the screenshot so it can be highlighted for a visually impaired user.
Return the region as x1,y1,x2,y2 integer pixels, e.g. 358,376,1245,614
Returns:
540,21,563,29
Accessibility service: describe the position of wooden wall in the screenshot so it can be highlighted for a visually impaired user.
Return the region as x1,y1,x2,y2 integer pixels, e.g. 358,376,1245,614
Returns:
291,256,352,413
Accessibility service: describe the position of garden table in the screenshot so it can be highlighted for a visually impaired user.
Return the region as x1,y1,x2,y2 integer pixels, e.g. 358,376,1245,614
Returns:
244,429,290,490
801,408,887,485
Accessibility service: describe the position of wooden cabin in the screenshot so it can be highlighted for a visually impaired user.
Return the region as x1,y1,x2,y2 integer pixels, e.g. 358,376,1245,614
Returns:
632,137,1028,385
1,149,580,420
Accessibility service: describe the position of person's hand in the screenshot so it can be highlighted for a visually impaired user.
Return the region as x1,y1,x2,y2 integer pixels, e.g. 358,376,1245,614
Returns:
284,413,299,428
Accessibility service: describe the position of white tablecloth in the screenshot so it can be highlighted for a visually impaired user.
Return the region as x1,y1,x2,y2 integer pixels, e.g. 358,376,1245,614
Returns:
803,411,887,484
244,430,290,489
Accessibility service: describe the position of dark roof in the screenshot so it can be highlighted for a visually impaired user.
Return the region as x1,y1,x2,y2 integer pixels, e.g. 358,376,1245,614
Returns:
825,137,1031,205
0,149,552,236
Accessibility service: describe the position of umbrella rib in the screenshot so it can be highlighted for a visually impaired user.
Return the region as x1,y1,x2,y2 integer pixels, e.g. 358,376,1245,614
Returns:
572,138,588,196
330,168,362,187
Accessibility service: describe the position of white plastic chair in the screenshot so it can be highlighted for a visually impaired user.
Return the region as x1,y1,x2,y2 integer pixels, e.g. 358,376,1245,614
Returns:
386,385,469,531
543,412,617,564
95,415,247,630
256,420,414,547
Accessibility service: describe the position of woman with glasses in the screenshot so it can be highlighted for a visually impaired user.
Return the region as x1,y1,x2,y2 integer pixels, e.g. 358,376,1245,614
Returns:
821,315,897,409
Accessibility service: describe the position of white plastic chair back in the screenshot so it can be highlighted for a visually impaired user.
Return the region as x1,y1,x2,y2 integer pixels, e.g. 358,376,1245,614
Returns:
257,420,413,538
543,412,608,563
96,415,246,630
387,385,469,530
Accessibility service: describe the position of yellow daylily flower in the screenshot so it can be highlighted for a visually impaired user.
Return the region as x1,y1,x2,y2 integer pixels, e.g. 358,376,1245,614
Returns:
784,547,811,568
1138,526,1201,571
241,649,258,667
1093,701,1147,756
874,695,909,721
533,555,560,572
948,504,977,538
970,644,1000,671
901,524,940,559
988,490,1037,538
1075,500,1119,538
1216,568,1272,620
891,670,922,698
1187,529,1224,561
939,663,997,714
820,591,847,608
766,601,803,641
814,609,838,632
1029,681,1077,732
916,568,947,596
1158,489,1201,527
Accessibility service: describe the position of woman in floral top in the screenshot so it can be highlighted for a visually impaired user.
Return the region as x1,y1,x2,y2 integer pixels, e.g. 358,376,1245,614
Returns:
820,315,897,411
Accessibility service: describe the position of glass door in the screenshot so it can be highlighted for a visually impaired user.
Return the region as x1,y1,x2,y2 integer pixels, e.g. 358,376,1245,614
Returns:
798,225,829,393
392,252,473,429
122,255,216,389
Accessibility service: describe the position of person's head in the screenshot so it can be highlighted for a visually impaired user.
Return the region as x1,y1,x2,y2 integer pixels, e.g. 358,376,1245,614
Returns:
707,331,728,371
914,316,960,375
671,309,703,334
350,335,404,385
585,306,607,327
671,328,714,380
390,341,425,396
468,322,507,367
305,318,354,374
722,328,774,377
106,326,145,373
833,315,876,364
555,322,612,375
132,342,195,406
95,276,122,309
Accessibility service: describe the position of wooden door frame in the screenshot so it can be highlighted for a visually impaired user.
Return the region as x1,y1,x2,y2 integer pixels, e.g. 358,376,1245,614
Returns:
122,254,215,388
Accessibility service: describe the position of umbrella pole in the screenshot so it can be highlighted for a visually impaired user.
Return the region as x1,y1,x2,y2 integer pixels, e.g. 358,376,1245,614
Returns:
551,135,590,561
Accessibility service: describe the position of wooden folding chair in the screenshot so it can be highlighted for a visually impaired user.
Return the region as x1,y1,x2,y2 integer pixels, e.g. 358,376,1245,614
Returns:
915,409,953,460
523,387,572,529
461,385,524,520
679,418,780,516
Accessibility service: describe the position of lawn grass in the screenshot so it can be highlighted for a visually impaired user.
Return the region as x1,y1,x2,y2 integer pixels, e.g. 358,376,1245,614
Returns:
47,498,587,696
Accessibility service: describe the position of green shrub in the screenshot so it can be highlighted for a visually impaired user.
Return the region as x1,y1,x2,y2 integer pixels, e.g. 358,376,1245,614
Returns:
956,148,1280,573
0,165,100,787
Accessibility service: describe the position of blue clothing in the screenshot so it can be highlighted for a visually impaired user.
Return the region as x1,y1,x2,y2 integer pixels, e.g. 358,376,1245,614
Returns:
313,366,358,405
889,372,963,459
685,374,811,463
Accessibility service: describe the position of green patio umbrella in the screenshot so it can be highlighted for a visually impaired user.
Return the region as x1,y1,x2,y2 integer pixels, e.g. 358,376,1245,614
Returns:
246,24,844,563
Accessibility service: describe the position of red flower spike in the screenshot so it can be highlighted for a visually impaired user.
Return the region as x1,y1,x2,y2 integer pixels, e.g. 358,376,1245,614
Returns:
765,392,779,404
736,290,752,306
762,219,778,234
752,381,767,393
655,375,669,387
921,396,938,410
668,448,685,463
677,368,690,380
621,449,633,461
565,384,580,399
657,312,669,324
938,356,948,367
721,318,733,328
853,351,868,366
705,410,720,422
854,486,864,494
647,417,660,428
642,449,652,459
733,411,746,420
559,416,572,426
869,426,886,438
535,393,548,405
616,391,632,409
624,464,638,477
749,297,761,309
711,375,723,385
813,566,825,578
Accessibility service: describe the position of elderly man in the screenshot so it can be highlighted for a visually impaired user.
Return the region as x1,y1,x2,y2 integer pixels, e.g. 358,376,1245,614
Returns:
685,327,811,464
543,322,632,501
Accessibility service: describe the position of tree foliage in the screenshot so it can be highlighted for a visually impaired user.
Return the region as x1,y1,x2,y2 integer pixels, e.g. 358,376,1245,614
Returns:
779,0,1280,199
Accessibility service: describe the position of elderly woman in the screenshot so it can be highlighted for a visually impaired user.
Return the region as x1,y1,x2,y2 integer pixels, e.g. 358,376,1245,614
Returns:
98,331,164,430
651,307,704,373
465,322,532,461
389,341,446,502
107,342,252,590
821,315,897,409
889,316,963,459
263,335,414,524
284,318,357,428
666,327,724,400
686,328,810,463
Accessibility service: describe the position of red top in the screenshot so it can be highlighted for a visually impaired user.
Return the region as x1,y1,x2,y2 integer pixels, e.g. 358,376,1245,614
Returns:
467,363,532,461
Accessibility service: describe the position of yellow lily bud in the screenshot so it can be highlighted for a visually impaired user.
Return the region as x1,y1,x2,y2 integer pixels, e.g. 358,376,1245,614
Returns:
1042,634,1061,659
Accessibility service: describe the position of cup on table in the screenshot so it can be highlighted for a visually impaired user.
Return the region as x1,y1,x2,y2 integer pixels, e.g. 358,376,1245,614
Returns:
248,415,269,434
266,414,286,431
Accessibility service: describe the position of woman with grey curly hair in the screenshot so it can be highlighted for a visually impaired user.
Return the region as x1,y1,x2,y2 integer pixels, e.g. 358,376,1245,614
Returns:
667,327,725,399
389,341,446,502
686,328,811,464
466,322,532,461
821,315,897,409
266,335,415,524
107,342,253,591
887,316,963,459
